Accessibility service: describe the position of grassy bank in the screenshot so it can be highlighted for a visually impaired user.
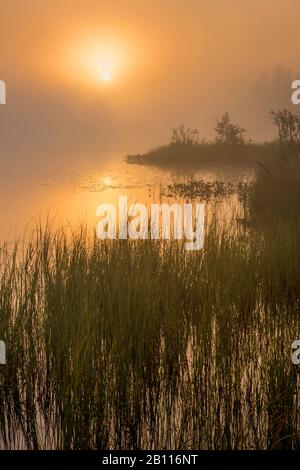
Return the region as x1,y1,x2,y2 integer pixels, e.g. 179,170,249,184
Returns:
126,141,300,169
126,110,300,168
0,210,299,449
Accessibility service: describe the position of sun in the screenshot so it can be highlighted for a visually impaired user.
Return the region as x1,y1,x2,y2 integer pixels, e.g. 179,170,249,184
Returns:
101,70,111,81
60,33,141,88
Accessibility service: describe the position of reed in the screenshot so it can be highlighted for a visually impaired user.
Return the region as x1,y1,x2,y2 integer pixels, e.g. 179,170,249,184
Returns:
0,212,299,449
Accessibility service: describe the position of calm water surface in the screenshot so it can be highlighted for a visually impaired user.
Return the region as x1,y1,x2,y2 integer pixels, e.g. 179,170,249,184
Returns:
0,150,254,243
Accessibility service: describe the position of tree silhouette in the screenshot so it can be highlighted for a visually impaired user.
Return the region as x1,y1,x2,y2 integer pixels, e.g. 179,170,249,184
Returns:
170,124,199,146
270,109,300,145
215,112,246,145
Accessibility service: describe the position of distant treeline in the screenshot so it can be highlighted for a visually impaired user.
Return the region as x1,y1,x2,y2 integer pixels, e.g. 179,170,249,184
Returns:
126,109,300,167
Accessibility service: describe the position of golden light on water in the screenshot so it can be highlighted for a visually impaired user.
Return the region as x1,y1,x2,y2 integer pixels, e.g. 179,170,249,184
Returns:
102,176,113,186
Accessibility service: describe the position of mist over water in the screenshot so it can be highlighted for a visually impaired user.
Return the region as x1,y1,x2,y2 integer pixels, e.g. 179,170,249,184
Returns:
0,1,298,243
0,149,252,243
1,2,300,452
1,1,299,156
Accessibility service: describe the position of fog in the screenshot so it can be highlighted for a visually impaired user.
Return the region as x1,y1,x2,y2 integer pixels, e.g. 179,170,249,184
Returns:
0,0,299,172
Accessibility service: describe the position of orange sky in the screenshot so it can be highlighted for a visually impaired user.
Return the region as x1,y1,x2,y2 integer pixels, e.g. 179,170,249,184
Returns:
0,0,299,158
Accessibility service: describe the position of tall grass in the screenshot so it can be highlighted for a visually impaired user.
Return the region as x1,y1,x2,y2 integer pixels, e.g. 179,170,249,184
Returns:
247,157,300,223
0,215,299,449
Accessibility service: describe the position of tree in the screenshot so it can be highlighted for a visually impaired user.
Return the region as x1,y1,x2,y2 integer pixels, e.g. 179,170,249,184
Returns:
270,109,300,145
170,124,199,146
215,112,246,145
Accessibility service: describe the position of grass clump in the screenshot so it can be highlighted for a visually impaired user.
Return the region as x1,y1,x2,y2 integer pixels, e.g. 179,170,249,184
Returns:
0,213,299,450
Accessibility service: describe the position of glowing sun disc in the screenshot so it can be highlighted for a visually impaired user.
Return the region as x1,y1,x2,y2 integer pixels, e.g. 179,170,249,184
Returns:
101,71,111,81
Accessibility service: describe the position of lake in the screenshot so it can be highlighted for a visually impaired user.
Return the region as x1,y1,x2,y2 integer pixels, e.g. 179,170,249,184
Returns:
0,150,254,244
